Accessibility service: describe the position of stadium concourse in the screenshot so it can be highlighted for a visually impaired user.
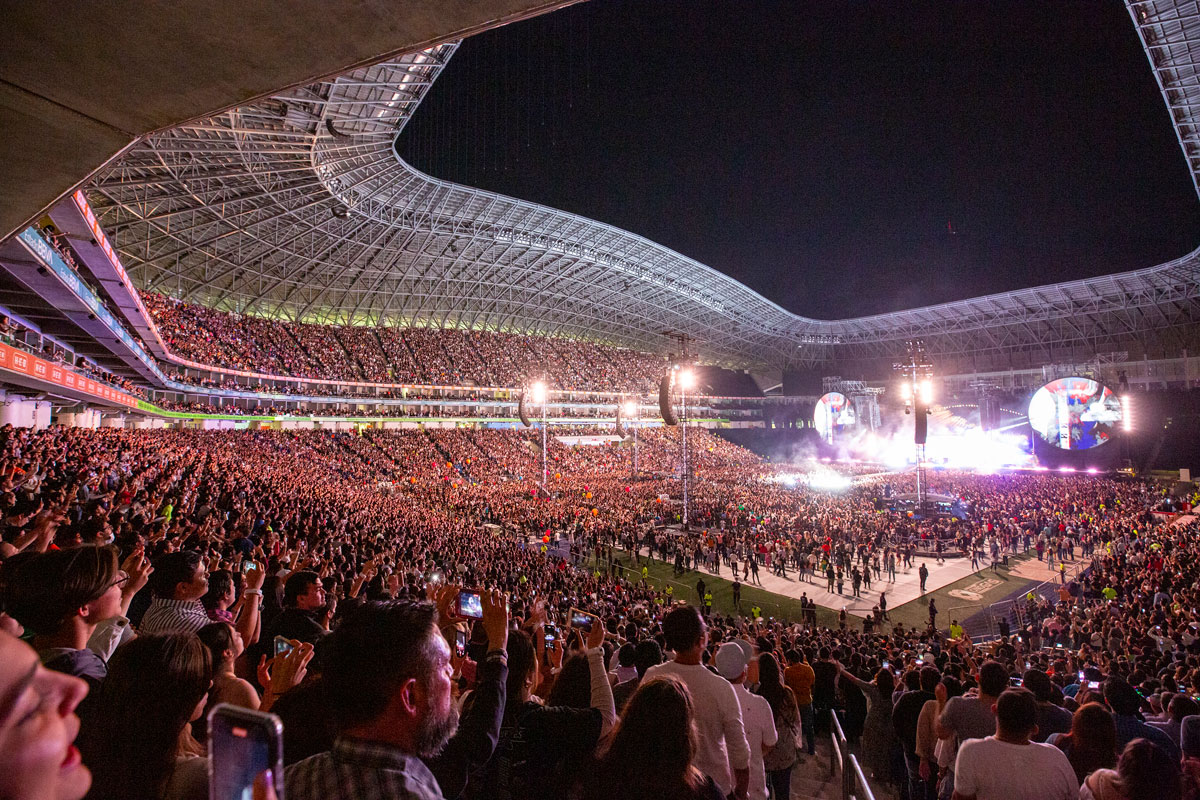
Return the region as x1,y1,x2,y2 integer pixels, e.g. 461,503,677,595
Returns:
8,2,1200,800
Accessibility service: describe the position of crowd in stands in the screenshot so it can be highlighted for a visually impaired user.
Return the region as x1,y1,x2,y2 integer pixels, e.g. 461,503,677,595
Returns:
0,421,1194,800
143,292,663,392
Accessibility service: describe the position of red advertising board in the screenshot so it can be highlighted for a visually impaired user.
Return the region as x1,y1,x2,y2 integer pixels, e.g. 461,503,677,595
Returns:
0,342,137,408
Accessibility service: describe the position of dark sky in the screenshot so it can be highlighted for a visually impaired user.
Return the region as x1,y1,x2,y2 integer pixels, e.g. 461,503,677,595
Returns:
398,0,1200,320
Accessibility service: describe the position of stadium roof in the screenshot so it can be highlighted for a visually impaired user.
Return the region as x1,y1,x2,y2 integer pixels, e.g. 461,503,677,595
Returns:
85,2,1200,370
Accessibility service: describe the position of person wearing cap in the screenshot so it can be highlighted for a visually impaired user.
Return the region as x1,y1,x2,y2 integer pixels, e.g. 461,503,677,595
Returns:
715,641,776,800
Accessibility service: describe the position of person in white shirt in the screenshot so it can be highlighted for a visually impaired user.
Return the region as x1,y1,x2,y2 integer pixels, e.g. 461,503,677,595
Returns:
646,606,752,800
952,687,1077,800
715,641,777,800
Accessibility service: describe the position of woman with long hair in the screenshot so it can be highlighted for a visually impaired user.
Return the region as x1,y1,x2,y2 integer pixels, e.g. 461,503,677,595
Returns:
836,661,897,787
1081,737,1182,800
1049,701,1118,784
756,652,801,800
585,676,723,800
77,634,213,800
197,622,258,713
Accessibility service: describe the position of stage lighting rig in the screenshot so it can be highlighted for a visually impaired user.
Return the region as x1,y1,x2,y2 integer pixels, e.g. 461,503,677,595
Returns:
893,340,936,505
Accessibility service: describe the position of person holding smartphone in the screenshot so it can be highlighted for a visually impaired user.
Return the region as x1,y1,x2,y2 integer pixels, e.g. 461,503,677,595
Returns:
476,607,615,800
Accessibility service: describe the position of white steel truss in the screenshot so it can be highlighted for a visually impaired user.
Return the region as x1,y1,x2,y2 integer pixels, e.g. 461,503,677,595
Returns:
84,9,1200,371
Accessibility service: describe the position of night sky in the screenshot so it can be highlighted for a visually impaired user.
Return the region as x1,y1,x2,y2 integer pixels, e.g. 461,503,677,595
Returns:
398,0,1200,320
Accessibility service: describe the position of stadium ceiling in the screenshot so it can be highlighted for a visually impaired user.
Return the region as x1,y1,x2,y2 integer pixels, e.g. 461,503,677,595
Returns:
0,0,581,242
85,2,1200,370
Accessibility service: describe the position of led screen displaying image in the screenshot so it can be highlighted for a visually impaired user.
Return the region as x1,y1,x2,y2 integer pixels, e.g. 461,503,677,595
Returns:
814,391,855,441
1027,377,1122,450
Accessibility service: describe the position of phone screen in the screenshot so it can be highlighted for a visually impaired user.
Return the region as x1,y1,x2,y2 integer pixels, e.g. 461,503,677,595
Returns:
242,561,255,575
456,591,483,619
1087,681,1100,689
208,704,283,800
273,636,294,657
570,609,595,633
455,629,466,658
1078,671,1086,682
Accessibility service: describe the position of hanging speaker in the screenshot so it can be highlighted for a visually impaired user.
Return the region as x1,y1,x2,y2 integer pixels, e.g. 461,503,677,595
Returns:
518,392,532,428
615,403,627,439
659,372,678,426
915,401,928,444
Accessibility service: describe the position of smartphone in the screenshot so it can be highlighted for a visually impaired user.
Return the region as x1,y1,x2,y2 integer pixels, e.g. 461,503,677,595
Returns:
208,704,284,800
273,635,294,657
1078,671,1086,682
569,607,596,633
1055,643,1063,649
544,624,558,644
1087,681,1100,689
882,660,890,669
1010,677,1023,686
241,561,256,575
456,589,483,620
454,629,466,659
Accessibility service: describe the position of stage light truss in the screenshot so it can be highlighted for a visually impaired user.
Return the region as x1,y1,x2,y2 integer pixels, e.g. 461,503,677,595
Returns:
82,7,1200,374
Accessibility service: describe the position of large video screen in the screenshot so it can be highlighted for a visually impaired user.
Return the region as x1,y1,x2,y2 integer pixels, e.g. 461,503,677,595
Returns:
814,391,855,441
1027,377,1122,450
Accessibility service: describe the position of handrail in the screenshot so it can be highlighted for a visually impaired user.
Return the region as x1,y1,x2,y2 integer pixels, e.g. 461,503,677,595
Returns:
849,755,876,800
830,708,879,800
829,709,846,797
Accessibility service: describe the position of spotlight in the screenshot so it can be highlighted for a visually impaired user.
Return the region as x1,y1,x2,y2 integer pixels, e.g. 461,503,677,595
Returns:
622,400,637,417
679,369,695,390
530,381,547,404
900,382,913,401
920,379,934,403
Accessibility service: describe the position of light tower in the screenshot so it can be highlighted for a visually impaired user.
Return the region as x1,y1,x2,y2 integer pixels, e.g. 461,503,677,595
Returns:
623,399,639,475
894,340,935,508
531,380,548,484
679,366,695,527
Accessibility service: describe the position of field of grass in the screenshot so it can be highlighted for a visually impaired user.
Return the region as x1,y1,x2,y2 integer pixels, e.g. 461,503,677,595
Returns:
591,549,844,628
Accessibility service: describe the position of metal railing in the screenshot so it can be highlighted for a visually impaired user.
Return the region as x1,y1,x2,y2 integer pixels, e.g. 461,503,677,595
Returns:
830,709,877,800
974,556,1092,642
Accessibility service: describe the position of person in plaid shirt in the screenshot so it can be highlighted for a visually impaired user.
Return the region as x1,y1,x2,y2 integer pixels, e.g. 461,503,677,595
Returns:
286,600,459,800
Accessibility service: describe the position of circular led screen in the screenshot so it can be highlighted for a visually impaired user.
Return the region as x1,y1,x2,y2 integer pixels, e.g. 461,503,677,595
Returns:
814,392,855,440
1027,377,1122,450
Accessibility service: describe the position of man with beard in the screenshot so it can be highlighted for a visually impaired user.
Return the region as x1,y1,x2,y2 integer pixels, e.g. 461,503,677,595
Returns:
286,601,460,800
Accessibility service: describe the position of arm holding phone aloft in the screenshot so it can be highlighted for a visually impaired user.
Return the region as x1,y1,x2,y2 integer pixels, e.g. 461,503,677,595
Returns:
234,560,266,648
427,589,510,800
257,640,314,713
585,616,617,735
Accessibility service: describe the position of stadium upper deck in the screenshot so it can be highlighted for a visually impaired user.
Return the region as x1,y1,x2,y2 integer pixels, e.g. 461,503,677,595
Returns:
30,2,1200,375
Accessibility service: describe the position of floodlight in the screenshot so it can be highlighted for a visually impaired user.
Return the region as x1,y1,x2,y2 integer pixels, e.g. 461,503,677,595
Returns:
623,401,638,417
900,382,913,401
531,381,547,404
920,379,933,402
679,369,695,390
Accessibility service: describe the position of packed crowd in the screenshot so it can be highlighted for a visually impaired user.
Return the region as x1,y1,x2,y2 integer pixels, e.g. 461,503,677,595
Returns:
0,422,1192,800
142,292,663,392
